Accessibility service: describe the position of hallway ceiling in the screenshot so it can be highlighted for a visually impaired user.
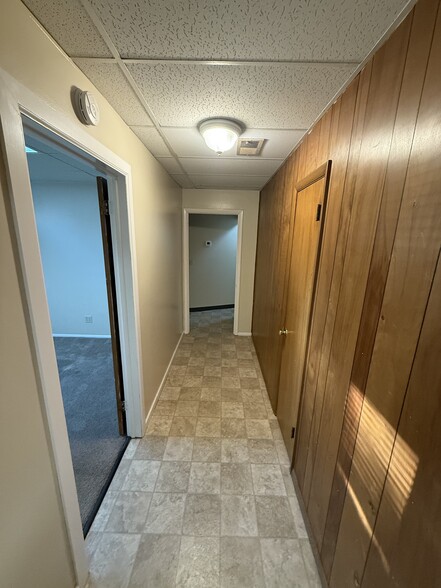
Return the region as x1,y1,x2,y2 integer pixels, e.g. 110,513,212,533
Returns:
22,0,412,190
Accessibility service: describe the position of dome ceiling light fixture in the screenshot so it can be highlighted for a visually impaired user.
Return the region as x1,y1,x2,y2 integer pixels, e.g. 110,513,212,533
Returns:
198,118,243,155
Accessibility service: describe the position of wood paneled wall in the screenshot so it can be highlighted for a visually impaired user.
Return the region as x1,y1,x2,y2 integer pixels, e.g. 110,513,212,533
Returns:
252,0,441,585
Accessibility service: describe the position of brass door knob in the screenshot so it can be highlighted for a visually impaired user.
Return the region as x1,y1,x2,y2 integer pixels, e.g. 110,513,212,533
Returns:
279,328,288,335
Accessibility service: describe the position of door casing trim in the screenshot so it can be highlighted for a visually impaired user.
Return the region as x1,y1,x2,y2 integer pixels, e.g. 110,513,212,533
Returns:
0,67,144,588
182,208,243,335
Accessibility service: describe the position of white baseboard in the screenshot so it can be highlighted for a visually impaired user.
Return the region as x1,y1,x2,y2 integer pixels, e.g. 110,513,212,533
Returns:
144,332,184,429
52,333,111,339
237,332,252,336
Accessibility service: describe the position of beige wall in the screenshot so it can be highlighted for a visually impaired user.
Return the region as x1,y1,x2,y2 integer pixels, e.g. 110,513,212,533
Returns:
0,1,183,416
183,189,260,333
189,214,238,309
0,1,183,586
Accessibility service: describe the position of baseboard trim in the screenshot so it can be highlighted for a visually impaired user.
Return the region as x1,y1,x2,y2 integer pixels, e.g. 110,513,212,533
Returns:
144,332,184,429
237,332,252,336
52,333,111,339
190,304,234,312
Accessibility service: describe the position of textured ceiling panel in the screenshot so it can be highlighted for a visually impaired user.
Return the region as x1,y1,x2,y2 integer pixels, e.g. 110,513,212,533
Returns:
22,0,112,57
162,127,305,159
157,157,184,175
180,157,283,176
189,174,269,190
171,175,194,188
130,127,172,157
127,62,357,128
23,0,411,190
88,0,408,61
76,61,153,126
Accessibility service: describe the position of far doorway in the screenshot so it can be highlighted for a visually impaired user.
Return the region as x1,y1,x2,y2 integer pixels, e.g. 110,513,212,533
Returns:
183,210,242,335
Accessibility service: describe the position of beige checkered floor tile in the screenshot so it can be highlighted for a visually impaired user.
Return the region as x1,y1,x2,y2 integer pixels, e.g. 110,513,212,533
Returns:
86,309,321,587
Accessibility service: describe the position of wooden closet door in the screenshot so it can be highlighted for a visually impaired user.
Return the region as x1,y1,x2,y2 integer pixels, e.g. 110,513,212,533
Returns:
277,163,331,459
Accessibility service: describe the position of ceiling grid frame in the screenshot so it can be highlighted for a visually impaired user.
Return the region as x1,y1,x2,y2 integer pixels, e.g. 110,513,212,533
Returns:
79,0,196,187
21,0,417,189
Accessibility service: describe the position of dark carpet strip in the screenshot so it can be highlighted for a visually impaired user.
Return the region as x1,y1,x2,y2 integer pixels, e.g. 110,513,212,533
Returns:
54,336,129,535
190,304,234,312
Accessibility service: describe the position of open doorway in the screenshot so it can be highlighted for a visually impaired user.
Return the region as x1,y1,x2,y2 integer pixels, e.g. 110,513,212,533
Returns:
183,209,243,335
189,213,238,332
1,80,144,580
24,123,129,534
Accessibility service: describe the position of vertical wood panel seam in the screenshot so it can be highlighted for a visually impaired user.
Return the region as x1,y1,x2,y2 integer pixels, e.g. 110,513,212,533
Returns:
323,15,417,576
323,4,431,568
312,20,415,536
358,1,441,575
360,246,441,586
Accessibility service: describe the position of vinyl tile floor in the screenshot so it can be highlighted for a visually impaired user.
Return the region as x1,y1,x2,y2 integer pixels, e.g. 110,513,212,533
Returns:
86,309,322,588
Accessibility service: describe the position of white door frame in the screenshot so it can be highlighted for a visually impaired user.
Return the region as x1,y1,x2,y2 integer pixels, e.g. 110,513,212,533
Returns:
0,68,144,588
183,208,243,335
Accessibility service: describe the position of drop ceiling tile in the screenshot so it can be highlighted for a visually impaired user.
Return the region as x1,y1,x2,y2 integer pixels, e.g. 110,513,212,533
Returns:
171,175,194,189
180,158,283,177
89,0,408,61
22,0,111,57
127,62,357,129
75,61,153,126
130,127,171,157
157,157,184,175
162,128,305,159
189,175,269,190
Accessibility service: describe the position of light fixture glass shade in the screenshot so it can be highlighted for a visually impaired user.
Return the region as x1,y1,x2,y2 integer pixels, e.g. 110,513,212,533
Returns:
199,119,242,154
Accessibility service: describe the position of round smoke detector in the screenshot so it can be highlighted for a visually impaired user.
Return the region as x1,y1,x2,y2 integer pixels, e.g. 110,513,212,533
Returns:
74,89,100,126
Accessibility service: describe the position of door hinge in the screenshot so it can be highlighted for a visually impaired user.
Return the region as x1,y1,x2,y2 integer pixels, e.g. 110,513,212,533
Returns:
101,200,110,216
121,400,127,413
291,426,296,439
316,204,322,221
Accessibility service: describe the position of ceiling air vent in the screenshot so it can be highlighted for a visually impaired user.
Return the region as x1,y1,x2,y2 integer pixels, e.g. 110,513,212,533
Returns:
237,138,265,156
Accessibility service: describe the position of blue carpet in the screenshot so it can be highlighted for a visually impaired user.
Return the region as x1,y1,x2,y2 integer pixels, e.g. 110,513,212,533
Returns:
54,336,129,535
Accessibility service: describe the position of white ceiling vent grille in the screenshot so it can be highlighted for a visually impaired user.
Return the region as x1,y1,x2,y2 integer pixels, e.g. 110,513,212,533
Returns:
237,138,265,156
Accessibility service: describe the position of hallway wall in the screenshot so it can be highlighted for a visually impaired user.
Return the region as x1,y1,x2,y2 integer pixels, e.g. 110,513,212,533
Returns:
0,0,183,420
189,214,237,309
252,0,441,585
0,1,183,586
183,189,259,334
32,179,111,337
